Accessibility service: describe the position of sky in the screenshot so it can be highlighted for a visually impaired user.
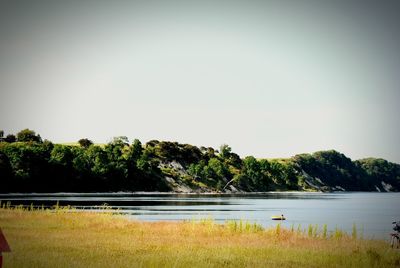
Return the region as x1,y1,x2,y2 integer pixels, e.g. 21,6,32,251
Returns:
1,0,399,163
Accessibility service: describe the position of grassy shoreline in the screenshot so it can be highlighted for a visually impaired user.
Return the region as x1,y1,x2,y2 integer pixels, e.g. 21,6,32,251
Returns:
0,208,399,267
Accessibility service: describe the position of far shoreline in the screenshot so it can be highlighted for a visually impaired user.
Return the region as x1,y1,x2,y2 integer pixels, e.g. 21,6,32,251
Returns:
1,190,398,196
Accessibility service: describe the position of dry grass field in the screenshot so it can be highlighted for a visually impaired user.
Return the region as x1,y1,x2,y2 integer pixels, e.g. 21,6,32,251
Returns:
0,206,399,268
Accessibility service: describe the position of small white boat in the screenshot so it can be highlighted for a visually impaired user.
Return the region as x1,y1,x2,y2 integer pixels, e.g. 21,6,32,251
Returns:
271,215,286,220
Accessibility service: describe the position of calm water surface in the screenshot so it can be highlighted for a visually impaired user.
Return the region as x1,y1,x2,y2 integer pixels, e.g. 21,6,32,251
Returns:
1,192,399,239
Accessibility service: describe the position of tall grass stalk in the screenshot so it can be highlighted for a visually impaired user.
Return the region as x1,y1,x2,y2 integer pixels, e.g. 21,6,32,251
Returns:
352,223,357,240
333,226,344,240
297,224,302,235
225,220,263,233
360,225,364,240
308,224,313,237
314,224,319,238
276,223,281,236
322,224,328,239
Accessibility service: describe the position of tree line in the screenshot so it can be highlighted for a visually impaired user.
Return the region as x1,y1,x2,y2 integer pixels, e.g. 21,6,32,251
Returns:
0,129,399,193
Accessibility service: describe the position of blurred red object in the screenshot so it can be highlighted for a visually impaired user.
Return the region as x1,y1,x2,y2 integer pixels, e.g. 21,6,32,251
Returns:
0,228,11,268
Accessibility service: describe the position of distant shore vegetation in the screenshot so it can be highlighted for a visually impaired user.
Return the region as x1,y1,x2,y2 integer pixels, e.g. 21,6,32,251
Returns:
0,129,399,193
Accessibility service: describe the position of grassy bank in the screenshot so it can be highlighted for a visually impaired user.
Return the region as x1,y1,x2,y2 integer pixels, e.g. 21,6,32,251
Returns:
0,207,399,267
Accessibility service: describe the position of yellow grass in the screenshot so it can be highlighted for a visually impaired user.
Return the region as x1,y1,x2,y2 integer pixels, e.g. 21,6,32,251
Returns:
0,207,399,268
59,142,106,147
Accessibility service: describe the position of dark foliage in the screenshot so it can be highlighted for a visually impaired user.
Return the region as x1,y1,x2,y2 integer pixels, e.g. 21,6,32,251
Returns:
78,138,93,148
16,129,42,143
0,129,399,193
4,134,16,143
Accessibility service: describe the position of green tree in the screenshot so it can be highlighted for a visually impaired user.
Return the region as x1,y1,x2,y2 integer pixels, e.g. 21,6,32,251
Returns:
130,139,143,160
126,139,143,177
219,144,232,159
225,152,242,169
259,159,270,171
16,129,42,143
4,134,16,143
71,146,92,185
104,137,129,181
155,141,180,160
180,144,202,164
49,144,74,190
0,152,13,192
136,155,149,172
201,147,216,161
188,160,207,180
242,156,262,188
208,158,227,179
86,145,109,179
282,163,299,188
78,138,93,148
1,142,52,191
50,145,73,167
112,136,129,146
269,161,285,185
219,144,242,168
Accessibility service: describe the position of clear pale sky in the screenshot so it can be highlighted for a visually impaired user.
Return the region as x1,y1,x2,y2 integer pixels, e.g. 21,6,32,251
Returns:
1,0,399,163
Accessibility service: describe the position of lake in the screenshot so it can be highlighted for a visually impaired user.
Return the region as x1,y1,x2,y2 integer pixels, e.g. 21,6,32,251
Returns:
1,192,399,239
